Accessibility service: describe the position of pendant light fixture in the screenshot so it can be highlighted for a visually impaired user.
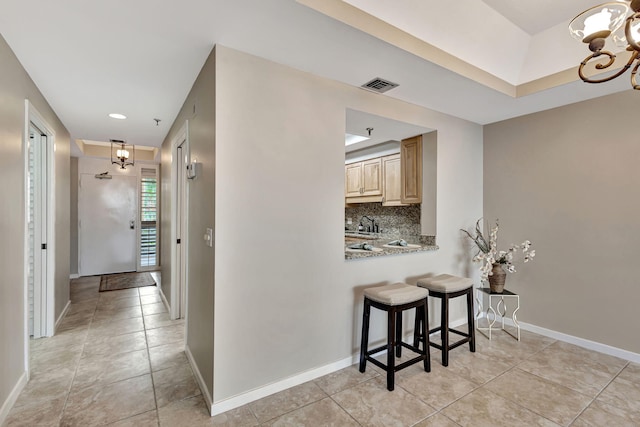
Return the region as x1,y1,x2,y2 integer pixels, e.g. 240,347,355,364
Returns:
110,139,135,169
569,0,640,89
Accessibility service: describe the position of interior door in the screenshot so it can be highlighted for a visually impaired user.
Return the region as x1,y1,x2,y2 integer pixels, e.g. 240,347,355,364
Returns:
28,124,48,338
176,144,187,318
78,173,137,275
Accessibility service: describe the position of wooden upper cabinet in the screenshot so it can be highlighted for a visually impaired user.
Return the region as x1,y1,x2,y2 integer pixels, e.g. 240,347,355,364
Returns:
345,158,382,202
401,135,422,204
345,162,363,198
361,158,382,196
382,154,407,206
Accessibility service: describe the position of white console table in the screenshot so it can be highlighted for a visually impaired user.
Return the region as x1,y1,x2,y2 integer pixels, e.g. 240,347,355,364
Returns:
476,287,520,341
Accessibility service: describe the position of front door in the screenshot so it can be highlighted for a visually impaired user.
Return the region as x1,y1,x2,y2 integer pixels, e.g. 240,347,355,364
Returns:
78,173,137,275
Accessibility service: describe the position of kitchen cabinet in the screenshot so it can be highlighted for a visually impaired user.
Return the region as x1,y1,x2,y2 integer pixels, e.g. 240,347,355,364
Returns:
345,158,382,202
382,154,407,206
401,135,422,204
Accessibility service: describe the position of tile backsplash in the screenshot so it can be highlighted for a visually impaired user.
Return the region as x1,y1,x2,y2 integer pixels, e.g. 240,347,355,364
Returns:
345,203,421,237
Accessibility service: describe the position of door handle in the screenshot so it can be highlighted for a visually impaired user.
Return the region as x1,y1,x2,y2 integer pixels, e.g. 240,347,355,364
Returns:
130,220,135,229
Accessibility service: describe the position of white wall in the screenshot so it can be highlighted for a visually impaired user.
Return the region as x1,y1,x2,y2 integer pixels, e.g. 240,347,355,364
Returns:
212,46,483,403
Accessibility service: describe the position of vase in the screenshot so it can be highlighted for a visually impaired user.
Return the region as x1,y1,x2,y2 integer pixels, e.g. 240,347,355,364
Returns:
488,263,506,293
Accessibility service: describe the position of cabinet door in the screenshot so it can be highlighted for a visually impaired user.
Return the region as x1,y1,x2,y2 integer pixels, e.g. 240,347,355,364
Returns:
401,135,422,204
345,162,363,198
361,158,382,196
382,154,407,206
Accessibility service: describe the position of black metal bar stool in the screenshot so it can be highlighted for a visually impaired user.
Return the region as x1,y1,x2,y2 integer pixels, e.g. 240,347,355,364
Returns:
413,274,475,366
359,282,430,391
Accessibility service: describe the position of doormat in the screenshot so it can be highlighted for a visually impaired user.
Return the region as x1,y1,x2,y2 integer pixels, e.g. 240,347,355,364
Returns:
99,272,156,292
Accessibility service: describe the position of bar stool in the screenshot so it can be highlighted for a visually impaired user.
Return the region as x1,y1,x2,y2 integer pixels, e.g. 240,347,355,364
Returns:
413,274,475,366
359,283,430,391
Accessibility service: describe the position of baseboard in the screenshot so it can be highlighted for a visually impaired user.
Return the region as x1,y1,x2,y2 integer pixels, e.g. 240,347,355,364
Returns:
210,355,355,416
185,345,214,416
158,286,170,313
477,313,640,364
208,317,470,417
69,273,79,279
55,300,72,332
0,371,27,425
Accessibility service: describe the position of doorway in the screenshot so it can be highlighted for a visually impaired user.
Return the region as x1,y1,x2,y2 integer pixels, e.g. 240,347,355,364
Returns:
24,101,55,340
171,122,189,320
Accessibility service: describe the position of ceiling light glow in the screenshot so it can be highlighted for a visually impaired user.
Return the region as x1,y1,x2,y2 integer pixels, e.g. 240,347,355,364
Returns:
108,113,127,120
345,133,370,146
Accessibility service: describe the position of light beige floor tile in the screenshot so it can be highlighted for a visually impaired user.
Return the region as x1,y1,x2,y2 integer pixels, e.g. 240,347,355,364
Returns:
210,404,259,426
484,368,592,425
141,293,163,305
473,330,555,364
99,288,140,300
249,381,327,423
87,316,145,338
13,367,75,407
332,376,436,426
30,328,88,353
71,348,150,391
144,312,184,330
153,363,201,407
413,413,462,427
572,400,640,426
517,341,627,397
96,295,141,310
82,330,147,357
314,364,379,395
65,299,98,316
146,323,184,348
397,362,478,410
61,374,155,426
93,304,143,321
142,302,168,315
30,344,83,375
138,285,160,295
444,349,514,385
149,341,188,372
4,395,66,426
595,362,640,417
158,395,217,426
264,397,359,426
441,389,560,426
106,409,159,426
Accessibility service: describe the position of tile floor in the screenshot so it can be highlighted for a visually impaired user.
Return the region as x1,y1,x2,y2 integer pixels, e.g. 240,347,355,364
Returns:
5,278,640,426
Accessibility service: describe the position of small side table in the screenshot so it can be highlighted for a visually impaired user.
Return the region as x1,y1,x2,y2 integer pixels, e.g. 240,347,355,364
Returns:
475,288,520,341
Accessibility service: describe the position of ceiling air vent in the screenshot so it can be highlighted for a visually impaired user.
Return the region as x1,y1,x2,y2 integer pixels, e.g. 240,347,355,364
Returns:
361,77,399,93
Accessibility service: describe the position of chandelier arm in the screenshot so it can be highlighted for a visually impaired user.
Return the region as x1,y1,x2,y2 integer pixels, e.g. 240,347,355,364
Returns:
631,57,640,89
578,50,638,83
626,12,640,52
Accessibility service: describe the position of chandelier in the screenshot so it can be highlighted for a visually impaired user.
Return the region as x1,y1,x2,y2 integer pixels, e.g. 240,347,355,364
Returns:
110,139,135,169
569,0,640,89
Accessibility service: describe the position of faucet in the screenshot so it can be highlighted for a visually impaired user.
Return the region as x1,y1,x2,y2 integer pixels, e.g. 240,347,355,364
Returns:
361,215,376,233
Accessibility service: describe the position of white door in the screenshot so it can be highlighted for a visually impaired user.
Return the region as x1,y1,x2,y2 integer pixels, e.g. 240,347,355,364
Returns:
78,174,137,275
28,124,48,338
176,144,188,318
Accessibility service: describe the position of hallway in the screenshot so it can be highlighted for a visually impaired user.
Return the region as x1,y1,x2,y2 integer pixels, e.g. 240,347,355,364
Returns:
4,274,206,426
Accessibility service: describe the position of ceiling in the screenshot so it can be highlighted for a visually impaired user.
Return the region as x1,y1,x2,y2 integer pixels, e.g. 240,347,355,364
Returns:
0,0,633,155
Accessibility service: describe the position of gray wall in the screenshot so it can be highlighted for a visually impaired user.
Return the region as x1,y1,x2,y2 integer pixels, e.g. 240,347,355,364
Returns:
70,157,78,276
0,33,70,416
484,90,640,353
161,47,217,398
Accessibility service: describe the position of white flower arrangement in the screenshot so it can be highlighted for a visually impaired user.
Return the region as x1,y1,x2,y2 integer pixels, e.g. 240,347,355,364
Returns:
461,219,536,282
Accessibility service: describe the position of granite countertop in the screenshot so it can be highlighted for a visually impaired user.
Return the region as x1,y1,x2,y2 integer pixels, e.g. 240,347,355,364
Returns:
344,233,438,260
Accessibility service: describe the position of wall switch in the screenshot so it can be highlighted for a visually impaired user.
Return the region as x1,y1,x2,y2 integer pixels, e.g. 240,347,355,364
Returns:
347,217,352,225
204,228,213,247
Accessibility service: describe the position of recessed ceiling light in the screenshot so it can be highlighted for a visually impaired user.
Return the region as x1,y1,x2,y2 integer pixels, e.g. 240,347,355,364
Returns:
108,113,127,120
